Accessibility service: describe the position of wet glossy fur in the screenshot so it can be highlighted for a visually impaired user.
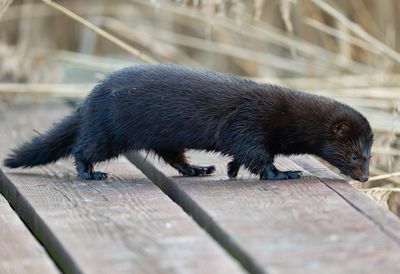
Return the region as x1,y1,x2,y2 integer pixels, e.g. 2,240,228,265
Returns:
4,64,374,181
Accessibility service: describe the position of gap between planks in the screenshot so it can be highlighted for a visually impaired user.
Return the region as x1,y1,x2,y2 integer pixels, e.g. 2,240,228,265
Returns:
0,191,60,274
0,103,245,274
0,169,81,273
4,101,400,273
127,150,400,274
126,151,266,274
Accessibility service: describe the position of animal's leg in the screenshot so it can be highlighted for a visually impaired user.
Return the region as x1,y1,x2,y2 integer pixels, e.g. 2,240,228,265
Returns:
74,150,108,180
232,148,301,180
227,159,241,178
154,149,215,176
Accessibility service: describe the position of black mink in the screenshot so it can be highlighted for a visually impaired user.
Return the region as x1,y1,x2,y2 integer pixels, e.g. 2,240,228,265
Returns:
4,64,374,182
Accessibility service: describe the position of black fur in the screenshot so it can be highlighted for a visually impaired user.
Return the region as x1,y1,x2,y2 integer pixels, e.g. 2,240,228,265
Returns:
4,113,78,168
4,64,374,181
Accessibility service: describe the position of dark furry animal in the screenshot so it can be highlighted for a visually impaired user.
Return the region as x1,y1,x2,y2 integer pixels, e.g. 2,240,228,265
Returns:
4,64,374,182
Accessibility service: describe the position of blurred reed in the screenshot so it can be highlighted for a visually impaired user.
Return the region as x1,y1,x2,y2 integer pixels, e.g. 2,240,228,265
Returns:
1,0,400,214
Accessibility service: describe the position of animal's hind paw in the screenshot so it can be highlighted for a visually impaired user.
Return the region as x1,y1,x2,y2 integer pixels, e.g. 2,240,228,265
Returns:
91,172,108,180
180,165,216,176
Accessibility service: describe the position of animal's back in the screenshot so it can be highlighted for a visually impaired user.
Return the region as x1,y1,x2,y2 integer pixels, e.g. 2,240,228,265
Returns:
84,64,259,151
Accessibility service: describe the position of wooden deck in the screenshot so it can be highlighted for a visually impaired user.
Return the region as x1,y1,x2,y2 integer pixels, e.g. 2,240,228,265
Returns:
1,102,400,274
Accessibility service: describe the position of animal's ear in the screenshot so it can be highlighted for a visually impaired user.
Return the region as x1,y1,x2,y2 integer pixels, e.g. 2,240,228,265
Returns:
333,121,351,138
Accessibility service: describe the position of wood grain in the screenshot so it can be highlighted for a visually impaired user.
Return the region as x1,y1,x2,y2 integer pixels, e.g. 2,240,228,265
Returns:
0,103,244,274
293,155,400,245
0,194,59,274
129,150,400,274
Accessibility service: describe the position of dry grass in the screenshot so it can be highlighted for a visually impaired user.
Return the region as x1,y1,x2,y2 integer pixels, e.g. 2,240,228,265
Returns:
0,42,61,83
40,0,156,64
0,0,13,18
1,0,400,215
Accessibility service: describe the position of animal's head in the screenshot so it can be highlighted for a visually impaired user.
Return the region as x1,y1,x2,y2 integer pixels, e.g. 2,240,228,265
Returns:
323,113,374,182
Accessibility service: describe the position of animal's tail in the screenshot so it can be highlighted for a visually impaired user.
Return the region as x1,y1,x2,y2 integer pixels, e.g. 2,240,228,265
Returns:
4,111,79,168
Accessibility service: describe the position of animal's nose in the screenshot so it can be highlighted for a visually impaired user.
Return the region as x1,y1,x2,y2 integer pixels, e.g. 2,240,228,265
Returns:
359,175,369,182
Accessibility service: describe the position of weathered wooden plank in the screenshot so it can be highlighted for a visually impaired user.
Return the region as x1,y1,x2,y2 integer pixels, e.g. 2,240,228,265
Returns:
128,150,400,274
0,194,60,274
0,103,244,274
292,155,400,245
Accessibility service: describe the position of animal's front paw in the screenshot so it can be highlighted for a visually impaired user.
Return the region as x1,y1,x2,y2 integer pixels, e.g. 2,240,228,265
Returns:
260,166,302,180
282,170,302,179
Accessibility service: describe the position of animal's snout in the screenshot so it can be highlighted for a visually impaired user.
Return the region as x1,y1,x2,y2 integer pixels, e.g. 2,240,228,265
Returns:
359,174,369,182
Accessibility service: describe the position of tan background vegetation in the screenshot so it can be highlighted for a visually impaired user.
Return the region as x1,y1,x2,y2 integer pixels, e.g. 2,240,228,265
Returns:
1,0,400,215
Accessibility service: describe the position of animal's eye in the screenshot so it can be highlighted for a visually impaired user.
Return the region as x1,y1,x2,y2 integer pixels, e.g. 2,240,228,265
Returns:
352,154,358,160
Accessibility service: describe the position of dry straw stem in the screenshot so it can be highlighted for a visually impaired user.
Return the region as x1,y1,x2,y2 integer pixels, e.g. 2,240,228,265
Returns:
311,0,400,65
244,20,376,73
361,188,400,193
1,2,137,21
311,87,400,100
0,0,13,18
54,50,134,72
102,17,320,75
361,187,400,192
0,83,93,97
280,0,294,34
362,172,400,183
40,0,157,64
97,19,202,67
279,0,295,56
253,73,400,89
304,18,381,55
370,167,400,186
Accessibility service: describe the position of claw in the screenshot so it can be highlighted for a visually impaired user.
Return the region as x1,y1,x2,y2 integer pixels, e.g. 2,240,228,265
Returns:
180,165,216,177
91,172,108,180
